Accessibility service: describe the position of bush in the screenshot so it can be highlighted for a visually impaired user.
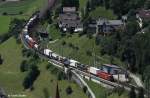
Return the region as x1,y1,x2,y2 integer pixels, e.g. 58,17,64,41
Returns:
87,32,93,39
57,72,66,80
23,66,40,89
83,86,87,93
66,86,73,95
68,43,74,48
74,46,79,51
95,35,101,45
20,60,28,72
46,64,52,70
19,11,23,15
86,50,92,56
0,55,3,65
3,12,7,15
62,41,66,46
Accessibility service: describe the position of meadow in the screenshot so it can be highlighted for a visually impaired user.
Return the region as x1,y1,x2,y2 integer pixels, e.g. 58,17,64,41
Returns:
85,79,128,98
0,0,47,34
48,31,124,67
0,37,87,98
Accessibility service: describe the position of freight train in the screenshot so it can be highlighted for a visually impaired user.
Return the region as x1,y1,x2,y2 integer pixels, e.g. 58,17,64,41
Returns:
21,12,129,83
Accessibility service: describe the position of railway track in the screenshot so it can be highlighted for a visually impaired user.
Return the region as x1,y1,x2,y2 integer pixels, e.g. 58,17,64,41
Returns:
19,0,149,97
21,33,148,96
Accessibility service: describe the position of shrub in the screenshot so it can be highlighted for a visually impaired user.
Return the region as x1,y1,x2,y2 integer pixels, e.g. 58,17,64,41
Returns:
20,60,28,72
66,86,73,95
83,86,87,93
19,11,23,15
57,72,66,80
62,41,66,46
23,66,40,89
68,43,73,48
3,12,7,15
86,50,92,56
0,54,3,65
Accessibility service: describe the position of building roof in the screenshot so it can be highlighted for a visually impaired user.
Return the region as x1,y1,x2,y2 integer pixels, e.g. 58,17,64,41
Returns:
59,13,82,28
102,64,120,69
58,7,82,29
97,19,123,26
138,9,150,20
59,13,78,21
60,20,82,28
63,7,76,13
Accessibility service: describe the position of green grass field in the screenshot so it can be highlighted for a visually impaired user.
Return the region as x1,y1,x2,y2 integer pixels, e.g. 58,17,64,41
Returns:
89,6,117,19
0,16,11,35
0,37,26,95
85,79,128,98
48,24,62,40
0,0,47,15
0,0,47,34
48,33,124,66
27,61,87,98
79,0,87,10
0,37,87,98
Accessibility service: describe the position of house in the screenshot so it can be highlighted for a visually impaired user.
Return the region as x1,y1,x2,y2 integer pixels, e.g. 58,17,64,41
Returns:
87,19,97,33
97,19,124,34
63,7,76,13
136,9,150,29
136,9,150,21
58,7,83,32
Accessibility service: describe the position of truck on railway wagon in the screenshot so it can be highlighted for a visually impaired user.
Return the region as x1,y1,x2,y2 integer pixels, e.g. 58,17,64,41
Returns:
24,35,37,48
98,64,129,82
88,67,101,75
44,49,52,57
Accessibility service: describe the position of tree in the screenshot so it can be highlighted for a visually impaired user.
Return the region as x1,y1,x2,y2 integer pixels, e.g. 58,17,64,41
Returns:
86,50,92,56
19,11,23,15
0,54,3,65
3,12,7,15
144,0,150,9
86,0,91,12
57,72,66,80
129,86,136,98
127,9,137,21
126,21,140,36
104,0,110,9
23,65,40,89
138,87,144,98
61,0,79,8
109,0,145,16
62,41,66,46
9,18,26,42
20,60,28,72
95,35,101,45
23,75,32,89
54,5,61,18
66,69,72,80
83,86,87,93
143,66,150,97
66,86,73,95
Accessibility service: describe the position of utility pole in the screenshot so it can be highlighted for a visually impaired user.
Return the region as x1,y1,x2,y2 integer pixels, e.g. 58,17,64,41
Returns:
93,44,96,67
55,83,60,98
